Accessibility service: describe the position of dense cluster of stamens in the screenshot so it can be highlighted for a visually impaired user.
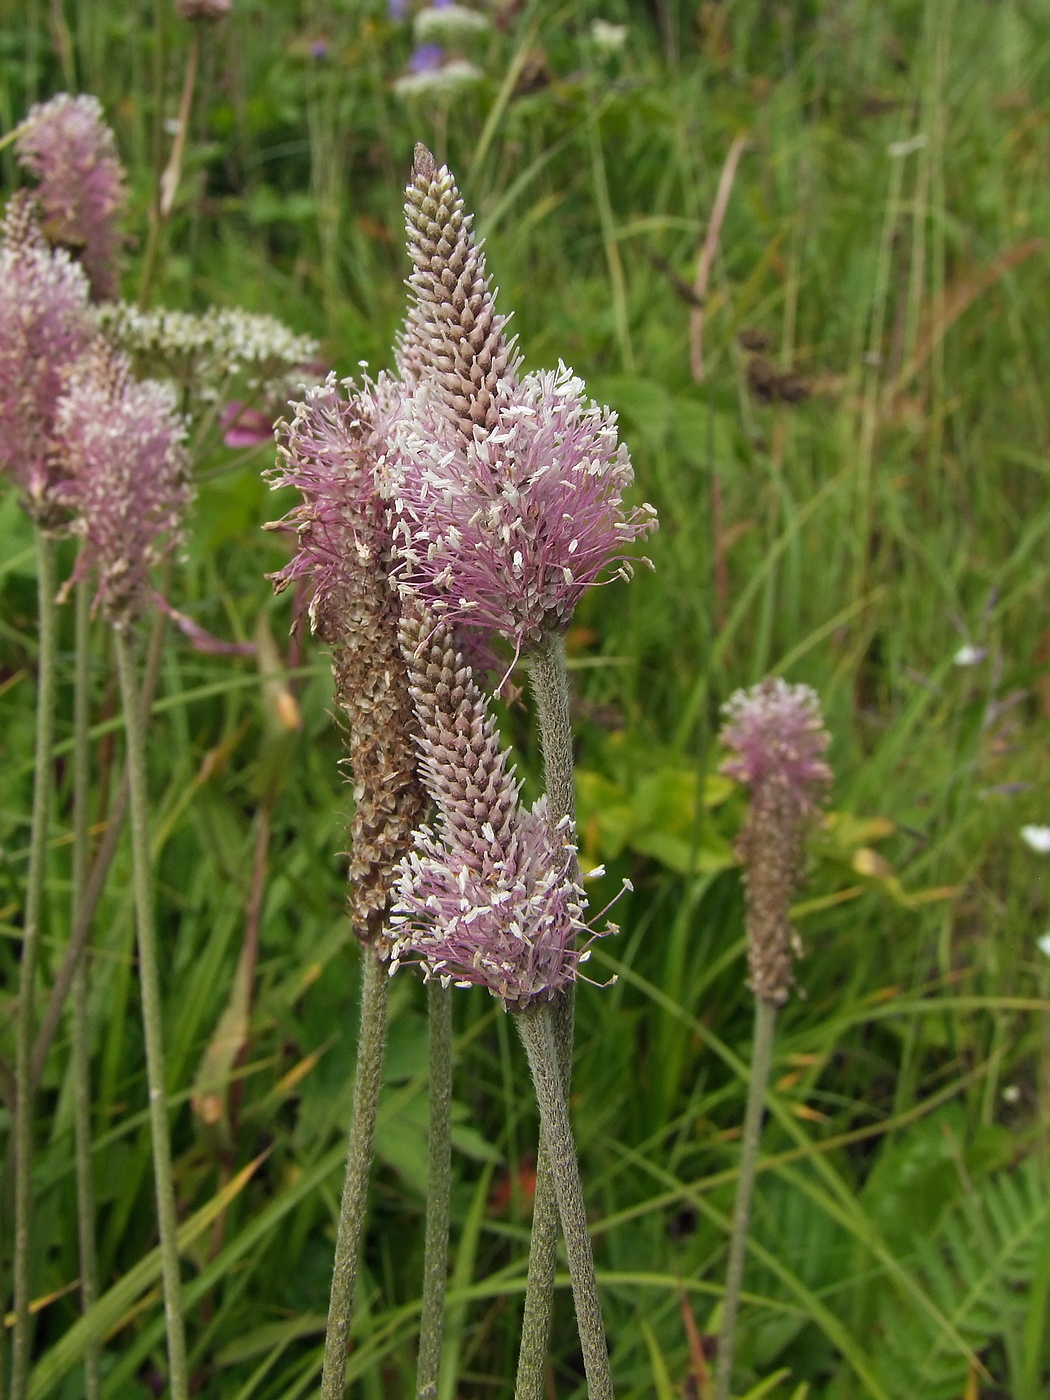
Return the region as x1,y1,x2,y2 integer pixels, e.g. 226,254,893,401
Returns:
720,679,832,1005
0,195,93,527
389,603,591,1008
15,93,126,301
268,373,426,943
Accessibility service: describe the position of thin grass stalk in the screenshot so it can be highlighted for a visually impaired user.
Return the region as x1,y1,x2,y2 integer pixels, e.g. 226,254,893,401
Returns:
10,531,59,1400
516,632,577,1400
416,980,453,1400
70,578,101,1400
714,997,778,1400
515,1004,613,1400
113,628,189,1400
320,947,390,1400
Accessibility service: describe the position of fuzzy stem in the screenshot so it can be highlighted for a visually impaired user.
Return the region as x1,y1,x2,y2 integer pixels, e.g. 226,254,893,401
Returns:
31,605,169,1091
714,997,778,1400
10,531,59,1400
516,632,577,1400
416,981,453,1400
114,629,189,1400
515,1004,613,1400
71,579,101,1400
320,947,390,1400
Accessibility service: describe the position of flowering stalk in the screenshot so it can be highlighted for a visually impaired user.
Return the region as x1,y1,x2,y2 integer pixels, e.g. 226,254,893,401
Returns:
416,981,453,1400
714,679,832,1400
392,604,614,1394
54,344,193,1400
70,576,101,1400
10,532,58,1400
267,375,425,1396
516,631,577,1400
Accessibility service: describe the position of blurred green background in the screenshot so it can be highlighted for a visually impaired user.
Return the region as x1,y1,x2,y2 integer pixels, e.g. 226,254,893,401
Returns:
4,0,1050,1395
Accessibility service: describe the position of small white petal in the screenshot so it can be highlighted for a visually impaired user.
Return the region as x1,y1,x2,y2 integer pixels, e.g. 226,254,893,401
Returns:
953,644,986,667
1021,825,1050,854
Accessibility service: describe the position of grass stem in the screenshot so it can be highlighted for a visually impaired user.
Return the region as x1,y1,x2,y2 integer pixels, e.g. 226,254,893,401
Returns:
714,997,778,1400
416,980,453,1400
114,627,189,1400
320,946,389,1400
515,1003,613,1400
10,531,59,1400
71,579,101,1400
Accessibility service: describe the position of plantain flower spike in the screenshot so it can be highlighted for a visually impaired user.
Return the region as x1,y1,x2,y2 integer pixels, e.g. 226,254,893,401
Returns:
719,678,832,1006
267,374,426,945
389,600,597,1008
15,93,127,301
387,147,657,656
54,342,191,628
0,194,93,527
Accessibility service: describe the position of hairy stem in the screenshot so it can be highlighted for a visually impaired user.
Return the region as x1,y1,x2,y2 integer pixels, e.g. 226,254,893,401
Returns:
515,1004,613,1400
416,981,453,1400
714,997,778,1400
320,947,390,1400
516,632,577,1400
114,629,189,1400
10,531,59,1400
71,580,101,1400
31,605,168,1091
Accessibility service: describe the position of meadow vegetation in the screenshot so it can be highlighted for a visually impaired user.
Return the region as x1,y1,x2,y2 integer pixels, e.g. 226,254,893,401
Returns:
3,0,1050,1396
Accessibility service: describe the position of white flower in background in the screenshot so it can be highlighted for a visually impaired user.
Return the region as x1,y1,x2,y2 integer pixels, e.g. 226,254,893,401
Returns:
1021,825,1050,854
1038,933,1050,959
414,3,489,46
590,19,628,56
953,643,986,667
394,57,484,100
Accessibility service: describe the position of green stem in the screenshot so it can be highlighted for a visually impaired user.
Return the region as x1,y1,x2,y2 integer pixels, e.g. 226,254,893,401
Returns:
515,1005,613,1400
320,946,390,1400
516,633,577,1400
71,580,101,1400
714,997,778,1400
10,531,59,1400
416,981,453,1400
114,629,189,1400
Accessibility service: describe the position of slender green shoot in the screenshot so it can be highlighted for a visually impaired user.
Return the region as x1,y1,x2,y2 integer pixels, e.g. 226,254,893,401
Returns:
320,946,390,1400
10,531,59,1400
715,997,778,1400
114,628,189,1400
416,980,453,1400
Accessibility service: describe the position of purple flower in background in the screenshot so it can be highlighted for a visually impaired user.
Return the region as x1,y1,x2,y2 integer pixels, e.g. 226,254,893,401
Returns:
15,93,126,301
385,363,658,654
55,344,191,628
388,0,409,18
720,678,832,806
0,195,93,526
409,42,444,72
389,604,593,1008
719,678,832,1005
220,401,275,448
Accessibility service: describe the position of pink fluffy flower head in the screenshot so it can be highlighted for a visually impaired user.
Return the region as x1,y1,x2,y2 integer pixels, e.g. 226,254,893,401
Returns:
385,363,658,654
0,195,93,526
389,604,596,1009
267,371,405,640
16,93,127,301
55,344,191,628
720,678,832,806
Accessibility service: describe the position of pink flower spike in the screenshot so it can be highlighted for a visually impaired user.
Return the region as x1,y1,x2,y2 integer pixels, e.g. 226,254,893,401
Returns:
720,678,831,805
55,344,191,628
0,195,93,526
15,93,127,302
385,363,658,651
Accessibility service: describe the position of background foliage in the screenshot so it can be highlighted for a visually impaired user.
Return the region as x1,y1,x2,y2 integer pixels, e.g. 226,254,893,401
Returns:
3,0,1050,1395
